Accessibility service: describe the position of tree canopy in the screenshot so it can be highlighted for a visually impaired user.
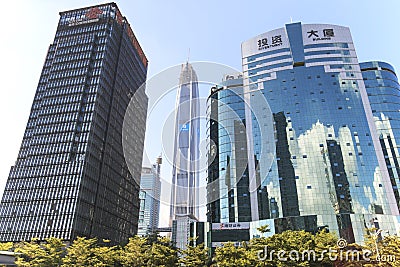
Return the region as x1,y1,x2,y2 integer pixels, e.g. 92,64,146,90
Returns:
2,228,399,267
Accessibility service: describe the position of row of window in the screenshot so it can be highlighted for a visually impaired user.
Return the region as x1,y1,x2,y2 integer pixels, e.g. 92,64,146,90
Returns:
56,23,108,38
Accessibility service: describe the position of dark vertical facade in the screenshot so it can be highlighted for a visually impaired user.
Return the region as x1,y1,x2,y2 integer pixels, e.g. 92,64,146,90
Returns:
0,3,148,243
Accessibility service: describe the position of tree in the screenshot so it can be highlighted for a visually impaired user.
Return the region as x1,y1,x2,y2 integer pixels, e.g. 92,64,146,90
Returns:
61,237,118,267
340,228,400,267
178,241,208,267
119,236,150,266
146,236,178,267
15,237,66,267
91,239,120,267
257,225,271,234
0,242,13,251
247,230,338,267
214,242,251,267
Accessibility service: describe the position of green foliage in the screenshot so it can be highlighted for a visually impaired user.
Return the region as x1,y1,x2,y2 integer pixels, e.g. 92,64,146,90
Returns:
338,228,400,267
214,242,251,267
119,235,150,266
61,237,120,267
247,229,338,267
0,242,13,251
257,225,271,234
8,228,399,267
179,241,208,267
15,237,66,267
146,236,178,267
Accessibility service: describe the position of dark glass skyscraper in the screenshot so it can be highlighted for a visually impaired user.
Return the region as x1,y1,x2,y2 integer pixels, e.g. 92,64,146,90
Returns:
0,3,148,243
207,23,400,246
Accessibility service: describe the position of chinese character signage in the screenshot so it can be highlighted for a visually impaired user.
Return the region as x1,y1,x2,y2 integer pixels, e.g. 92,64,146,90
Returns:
302,24,352,45
212,222,250,230
242,28,289,58
257,34,283,51
306,28,334,41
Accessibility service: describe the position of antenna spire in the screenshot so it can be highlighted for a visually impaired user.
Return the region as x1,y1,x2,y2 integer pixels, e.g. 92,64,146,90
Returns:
187,48,190,63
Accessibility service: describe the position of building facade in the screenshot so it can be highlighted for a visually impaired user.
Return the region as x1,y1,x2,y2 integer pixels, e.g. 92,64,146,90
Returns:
361,61,400,214
138,157,162,236
207,23,400,246
0,3,148,243
170,63,200,249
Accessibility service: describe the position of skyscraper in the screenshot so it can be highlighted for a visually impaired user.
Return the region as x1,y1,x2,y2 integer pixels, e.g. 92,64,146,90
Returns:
361,61,400,213
0,3,148,244
138,156,162,236
170,62,200,249
207,23,400,246
207,74,254,248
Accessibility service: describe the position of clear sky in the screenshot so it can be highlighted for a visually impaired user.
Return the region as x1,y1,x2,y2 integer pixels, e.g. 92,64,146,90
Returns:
1,0,399,227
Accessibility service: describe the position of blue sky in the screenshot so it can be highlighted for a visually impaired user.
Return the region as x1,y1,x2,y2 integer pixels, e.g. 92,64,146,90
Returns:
0,0,399,226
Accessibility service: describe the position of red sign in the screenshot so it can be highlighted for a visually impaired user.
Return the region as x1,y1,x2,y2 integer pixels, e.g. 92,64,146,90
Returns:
85,7,103,19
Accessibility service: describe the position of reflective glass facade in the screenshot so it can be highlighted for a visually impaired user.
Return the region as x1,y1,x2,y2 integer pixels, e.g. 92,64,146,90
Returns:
170,63,200,221
361,61,400,213
170,63,200,249
138,157,162,236
207,23,400,245
0,3,148,243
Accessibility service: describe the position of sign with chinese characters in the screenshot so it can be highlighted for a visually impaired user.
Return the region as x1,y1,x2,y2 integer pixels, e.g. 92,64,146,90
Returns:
212,222,250,230
302,24,352,45
257,34,283,50
242,28,289,58
68,7,103,26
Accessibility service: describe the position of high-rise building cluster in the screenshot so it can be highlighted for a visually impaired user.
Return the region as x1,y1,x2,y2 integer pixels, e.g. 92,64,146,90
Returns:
0,2,399,255
205,23,400,250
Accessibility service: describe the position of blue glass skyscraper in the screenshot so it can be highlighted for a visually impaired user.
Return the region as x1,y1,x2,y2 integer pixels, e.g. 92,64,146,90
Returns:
207,23,400,246
361,61,400,213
